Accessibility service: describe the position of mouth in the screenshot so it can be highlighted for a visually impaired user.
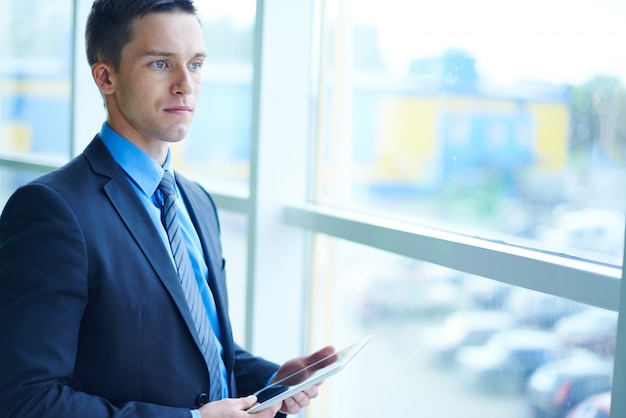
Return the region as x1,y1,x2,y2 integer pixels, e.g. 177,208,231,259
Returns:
164,106,192,115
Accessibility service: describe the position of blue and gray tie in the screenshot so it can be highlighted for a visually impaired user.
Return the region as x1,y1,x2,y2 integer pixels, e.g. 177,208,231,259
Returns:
159,170,224,401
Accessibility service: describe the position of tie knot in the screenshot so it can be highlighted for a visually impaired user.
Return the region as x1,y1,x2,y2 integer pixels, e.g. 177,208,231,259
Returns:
159,171,176,197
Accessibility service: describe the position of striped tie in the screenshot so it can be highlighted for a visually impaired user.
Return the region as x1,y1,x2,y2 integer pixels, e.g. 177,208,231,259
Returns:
159,170,224,401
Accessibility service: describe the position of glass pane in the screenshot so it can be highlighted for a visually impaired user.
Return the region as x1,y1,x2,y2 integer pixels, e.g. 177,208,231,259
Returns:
307,237,616,418
0,0,72,158
314,0,626,265
173,1,256,194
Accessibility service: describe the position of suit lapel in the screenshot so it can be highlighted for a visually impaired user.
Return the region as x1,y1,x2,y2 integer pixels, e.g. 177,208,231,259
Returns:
83,138,202,351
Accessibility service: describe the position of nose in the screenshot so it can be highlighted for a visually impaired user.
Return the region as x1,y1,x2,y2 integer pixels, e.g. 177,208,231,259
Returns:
172,67,194,95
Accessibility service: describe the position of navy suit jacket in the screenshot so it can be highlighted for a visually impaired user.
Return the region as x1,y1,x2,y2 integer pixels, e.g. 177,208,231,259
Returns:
0,137,279,417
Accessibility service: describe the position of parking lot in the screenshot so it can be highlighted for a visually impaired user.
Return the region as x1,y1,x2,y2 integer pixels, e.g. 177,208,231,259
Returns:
310,316,532,418
304,259,616,418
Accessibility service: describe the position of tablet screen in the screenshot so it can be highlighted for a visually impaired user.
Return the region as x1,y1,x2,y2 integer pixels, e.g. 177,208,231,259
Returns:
246,335,371,414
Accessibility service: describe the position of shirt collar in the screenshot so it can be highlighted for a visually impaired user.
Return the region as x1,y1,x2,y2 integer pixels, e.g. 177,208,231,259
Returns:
99,122,174,197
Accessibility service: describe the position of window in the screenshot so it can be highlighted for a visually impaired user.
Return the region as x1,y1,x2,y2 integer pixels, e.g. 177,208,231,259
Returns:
176,0,257,195
290,0,626,417
216,211,249,342
313,0,626,266
0,0,73,159
306,237,617,418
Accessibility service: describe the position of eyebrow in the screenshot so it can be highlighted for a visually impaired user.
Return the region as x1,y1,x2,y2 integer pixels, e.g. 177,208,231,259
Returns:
143,50,207,59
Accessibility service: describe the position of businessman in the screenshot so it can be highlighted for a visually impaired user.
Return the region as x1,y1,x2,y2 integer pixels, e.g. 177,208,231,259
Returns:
0,1,333,417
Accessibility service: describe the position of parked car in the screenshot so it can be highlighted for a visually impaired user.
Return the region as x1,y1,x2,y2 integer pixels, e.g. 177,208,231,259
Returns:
461,274,513,310
455,328,565,393
566,391,611,418
526,351,613,418
359,263,462,319
423,310,516,365
503,287,586,328
553,308,618,358
540,208,625,265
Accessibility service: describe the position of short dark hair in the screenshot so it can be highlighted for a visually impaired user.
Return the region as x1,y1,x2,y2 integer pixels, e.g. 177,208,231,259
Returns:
85,0,198,69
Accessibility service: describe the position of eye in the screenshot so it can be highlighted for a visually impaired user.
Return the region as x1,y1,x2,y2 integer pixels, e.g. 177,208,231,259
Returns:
190,61,203,71
152,60,167,69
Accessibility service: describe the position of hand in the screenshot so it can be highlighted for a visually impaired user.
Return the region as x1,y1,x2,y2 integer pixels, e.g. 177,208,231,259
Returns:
273,345,337,415
198,395,280,418
277,381,322,415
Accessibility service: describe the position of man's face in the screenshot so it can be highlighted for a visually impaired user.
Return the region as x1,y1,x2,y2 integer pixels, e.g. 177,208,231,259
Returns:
104,11,206,156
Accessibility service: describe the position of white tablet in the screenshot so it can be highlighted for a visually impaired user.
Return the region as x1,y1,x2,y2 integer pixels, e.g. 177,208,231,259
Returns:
246,335,372,414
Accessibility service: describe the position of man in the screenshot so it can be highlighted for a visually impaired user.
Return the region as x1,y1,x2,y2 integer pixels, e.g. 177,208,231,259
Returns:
0,1,333,417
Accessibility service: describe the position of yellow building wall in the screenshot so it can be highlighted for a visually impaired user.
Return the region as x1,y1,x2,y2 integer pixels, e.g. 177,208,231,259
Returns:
374,95,569,184
529,103,569,171
376,97,438,183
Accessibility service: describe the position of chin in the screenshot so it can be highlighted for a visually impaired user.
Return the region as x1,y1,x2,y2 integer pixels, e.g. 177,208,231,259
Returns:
165,127,190,143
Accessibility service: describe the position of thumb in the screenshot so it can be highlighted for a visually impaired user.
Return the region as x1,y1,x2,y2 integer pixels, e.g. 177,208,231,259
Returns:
309,345,336,361
308,345,337,367
242,395,258,408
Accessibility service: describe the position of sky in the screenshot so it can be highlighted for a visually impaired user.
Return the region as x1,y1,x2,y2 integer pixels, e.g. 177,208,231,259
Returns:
193,0,626,86
331,0,626,85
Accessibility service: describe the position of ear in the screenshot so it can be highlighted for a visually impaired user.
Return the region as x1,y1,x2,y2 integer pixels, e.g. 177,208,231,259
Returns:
91,62,116,95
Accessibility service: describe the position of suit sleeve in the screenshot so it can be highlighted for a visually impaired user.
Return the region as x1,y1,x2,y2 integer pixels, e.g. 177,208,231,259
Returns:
233,343,280,396
0,184,190,418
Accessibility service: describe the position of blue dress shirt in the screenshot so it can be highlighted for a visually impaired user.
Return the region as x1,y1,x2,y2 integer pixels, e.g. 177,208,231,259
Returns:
99,123,228,417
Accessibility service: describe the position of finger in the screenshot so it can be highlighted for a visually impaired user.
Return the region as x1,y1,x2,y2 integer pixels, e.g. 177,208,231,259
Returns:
303,382,322,398
280,346,336,375
279,397,297,414
241,395,258,409
308,345,336,363
303,346,338,371
261,402,282,417
280,396,304,414
293,391,311,407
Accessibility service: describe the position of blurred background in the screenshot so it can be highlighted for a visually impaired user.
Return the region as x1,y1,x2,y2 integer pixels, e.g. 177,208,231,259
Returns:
1,0,624,417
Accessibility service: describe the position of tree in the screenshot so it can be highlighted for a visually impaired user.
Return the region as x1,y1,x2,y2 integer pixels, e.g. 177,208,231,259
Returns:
569,76,626,164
